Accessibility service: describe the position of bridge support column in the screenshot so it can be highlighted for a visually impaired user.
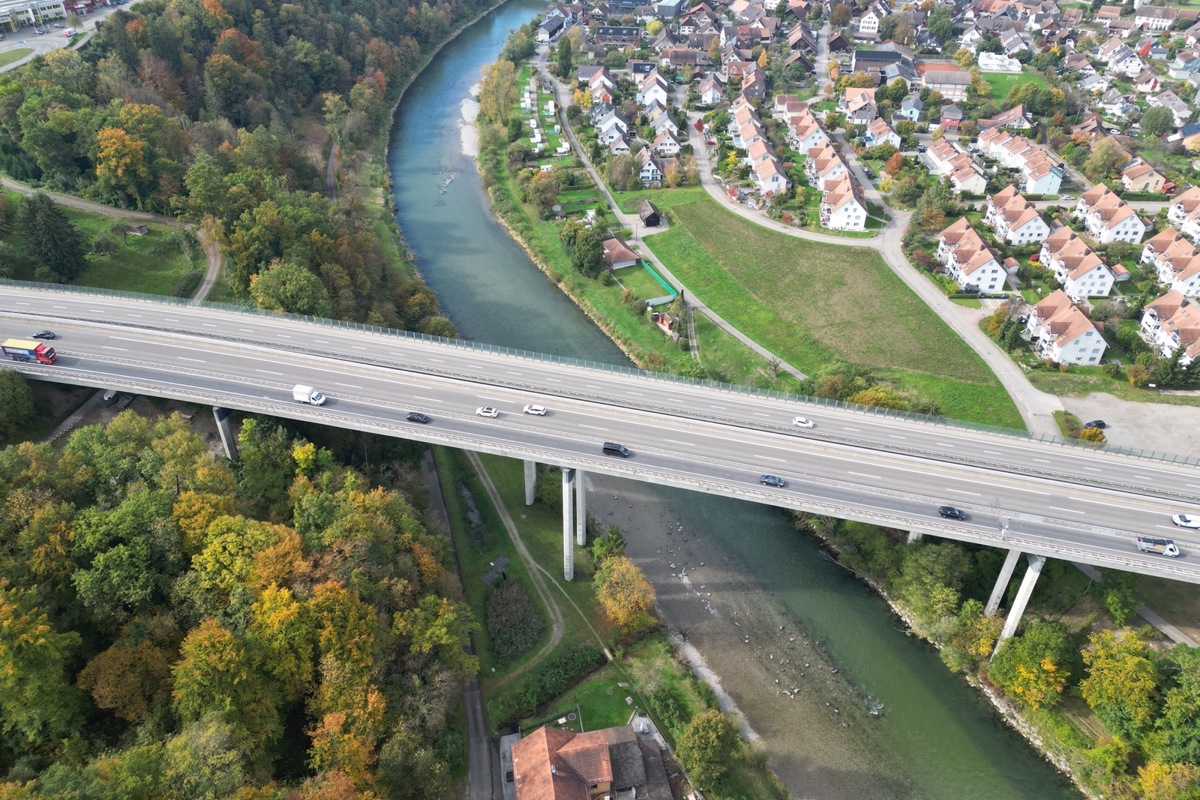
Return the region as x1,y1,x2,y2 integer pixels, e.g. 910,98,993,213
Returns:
562,468,575,581
575,469,587,547
212,407,238,461
524,460,537,506
986,548,1024,616
994,555,1046,653
906,531,923,544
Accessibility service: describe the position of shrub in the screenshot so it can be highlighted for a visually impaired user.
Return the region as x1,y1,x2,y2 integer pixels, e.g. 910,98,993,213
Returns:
490,645,606,726
486,579,546,661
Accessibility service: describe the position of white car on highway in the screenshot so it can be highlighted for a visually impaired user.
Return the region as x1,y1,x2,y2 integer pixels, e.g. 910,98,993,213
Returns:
793,416,815,428
523,404,547,416
1172,514,1200,529
476,406,500,418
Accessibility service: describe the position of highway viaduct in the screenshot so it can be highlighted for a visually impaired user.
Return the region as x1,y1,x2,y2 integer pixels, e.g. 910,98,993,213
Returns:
4,283,1200,643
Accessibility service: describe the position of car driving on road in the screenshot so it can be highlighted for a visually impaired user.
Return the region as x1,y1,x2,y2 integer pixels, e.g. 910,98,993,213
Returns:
31,330,56,340
938,506,967,521
406,412,430,424
523,404,547,416
759,474,786,488
476,406,499,418
792,416,815,428
1172,514,1200,529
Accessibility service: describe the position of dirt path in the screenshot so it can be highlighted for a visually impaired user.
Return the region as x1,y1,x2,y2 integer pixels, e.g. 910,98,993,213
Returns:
466,452,566,691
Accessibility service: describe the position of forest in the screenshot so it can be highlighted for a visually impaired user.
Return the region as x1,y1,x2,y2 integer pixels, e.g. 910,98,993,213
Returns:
0,408,474,799
0,0,488,329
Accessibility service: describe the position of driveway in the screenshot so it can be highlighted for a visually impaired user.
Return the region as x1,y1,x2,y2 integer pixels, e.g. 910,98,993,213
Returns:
1059,393,1200,458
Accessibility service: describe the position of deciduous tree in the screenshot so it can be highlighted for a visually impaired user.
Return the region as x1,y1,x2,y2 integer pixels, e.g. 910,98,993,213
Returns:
1081,629,1159,738
989,619,1074,709
595,555,655,633
676,709,737,789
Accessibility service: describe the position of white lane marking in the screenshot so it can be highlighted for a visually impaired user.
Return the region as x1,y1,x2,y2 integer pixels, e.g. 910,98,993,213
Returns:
1048,506,1085,515
934,442,955,448
844,427,860,432
202,323,217,327
759,455,786,463
15,302,28,305
414,396,441,403
1068,496,1144,510
257,369,283,376
102,346,129,351
278,334,291,339
335,383,361,388
711,405,727,409
428,358,444,363
91,309,105,313
951,490,981,496
53,305,68,309
241,329,255,333
164,317,178,322
849,471,881,479
127,313,141,318
664,439,695,446
507,371,522,376
889,435,906,440
984,450,1002,455
755,412,771,418
1084,467,1100,472
579,424,608,431
178,357,205,363
587,384,603,389
316,339,331,344
1033,459,1051,464
545,378,561,382
1135,475,1152,481
628,391,643,396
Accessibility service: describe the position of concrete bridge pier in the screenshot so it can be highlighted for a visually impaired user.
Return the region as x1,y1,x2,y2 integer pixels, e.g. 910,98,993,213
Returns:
906,531,923,544
562,468,576,581
524,460,537,506
994,554,1046,653
212,407,238,461
986,548,1024,616
575,469,587,547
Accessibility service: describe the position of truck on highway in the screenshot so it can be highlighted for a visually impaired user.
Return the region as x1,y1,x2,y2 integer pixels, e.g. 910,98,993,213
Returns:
292,385,326,406
2,339,57,364
1136,536,1180,558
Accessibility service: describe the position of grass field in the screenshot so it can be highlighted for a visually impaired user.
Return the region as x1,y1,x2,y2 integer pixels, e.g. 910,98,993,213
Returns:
640,192,1022,426
0,48,32,68
982,70,1048,104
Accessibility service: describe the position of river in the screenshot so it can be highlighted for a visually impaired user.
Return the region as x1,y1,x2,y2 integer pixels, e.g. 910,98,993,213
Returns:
386,7,1081,799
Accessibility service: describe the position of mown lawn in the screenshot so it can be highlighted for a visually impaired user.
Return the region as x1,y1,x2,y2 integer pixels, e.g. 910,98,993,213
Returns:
640,192,1021,426
982,70,1048,104
0,48,32,68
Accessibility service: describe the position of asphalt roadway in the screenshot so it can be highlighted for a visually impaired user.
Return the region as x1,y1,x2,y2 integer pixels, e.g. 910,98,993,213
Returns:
4,284,1200,584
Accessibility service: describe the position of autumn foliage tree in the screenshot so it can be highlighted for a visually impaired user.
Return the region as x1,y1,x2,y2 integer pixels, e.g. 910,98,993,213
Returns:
884,151,905,176
989,619,1075,709
677,709,738,789
595,555,656,634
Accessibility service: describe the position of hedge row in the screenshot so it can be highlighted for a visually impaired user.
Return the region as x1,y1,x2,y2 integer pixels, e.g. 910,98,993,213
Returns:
492,644,607,727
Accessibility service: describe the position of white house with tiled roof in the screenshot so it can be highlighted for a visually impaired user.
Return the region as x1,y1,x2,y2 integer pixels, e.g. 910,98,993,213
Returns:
1140,291,1200,367
937,218,1006,292
820,173,868,230
1141,229,1200,297
984,185,1050,245
1039,227,1116,298
1073,184,1146,245
1168,186,1200,244
755,157,790,196
865,117,901,149
1025,290,1107,365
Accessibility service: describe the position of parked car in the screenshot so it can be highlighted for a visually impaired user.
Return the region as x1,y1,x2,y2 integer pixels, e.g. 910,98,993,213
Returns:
759,474,786,488
31,330,56,340
523,404,547,416
53,22,65,27
1172,514,1200,529
938,506,967,521
406,412,431,424
1083,420,1106,430
792,416,815,428
476,406,500,418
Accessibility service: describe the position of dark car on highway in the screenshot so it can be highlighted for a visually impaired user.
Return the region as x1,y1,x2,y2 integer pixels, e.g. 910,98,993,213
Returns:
938,506,967,521
406,412,431,424
32,330,56,340
759,474,786,488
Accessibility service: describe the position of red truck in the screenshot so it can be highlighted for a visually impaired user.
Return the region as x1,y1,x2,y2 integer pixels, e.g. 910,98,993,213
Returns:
2,339,57,364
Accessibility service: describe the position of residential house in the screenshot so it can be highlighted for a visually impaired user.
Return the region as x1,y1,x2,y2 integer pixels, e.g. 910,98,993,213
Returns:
978,104,1033,131
653,129,682,156
1169,186,1200,242
638,70,670,108
896,95,924,123
594,26,643,45
741,66,768,101
865,117,902,149
1040,227,1116,297
807,141,848,185
1151,90,1192,128
1099,89,1137,120
1140,292,1200,365
1078,75,1113,95
858,1,886,35
787,108,829,151
609,136,631,155
698,74,724,106
939,103,965,131
1133,68,1161,94
1073,184,1147,244
1134,5,1177,32
842,87,878,125
984,185,1051,245
602,238,640,269
978,128,1065,195
773,93,808,122
509,724,672,800
1141,229,1200,296
1064,52,1095,76
1024,290,1108,365
1122,158,1167,193
925,138,988,194
537,15,565,43
1168,50,1200,80
937,218,1007,291
820,173,869,230
754,156,790,195
638,148,665,185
